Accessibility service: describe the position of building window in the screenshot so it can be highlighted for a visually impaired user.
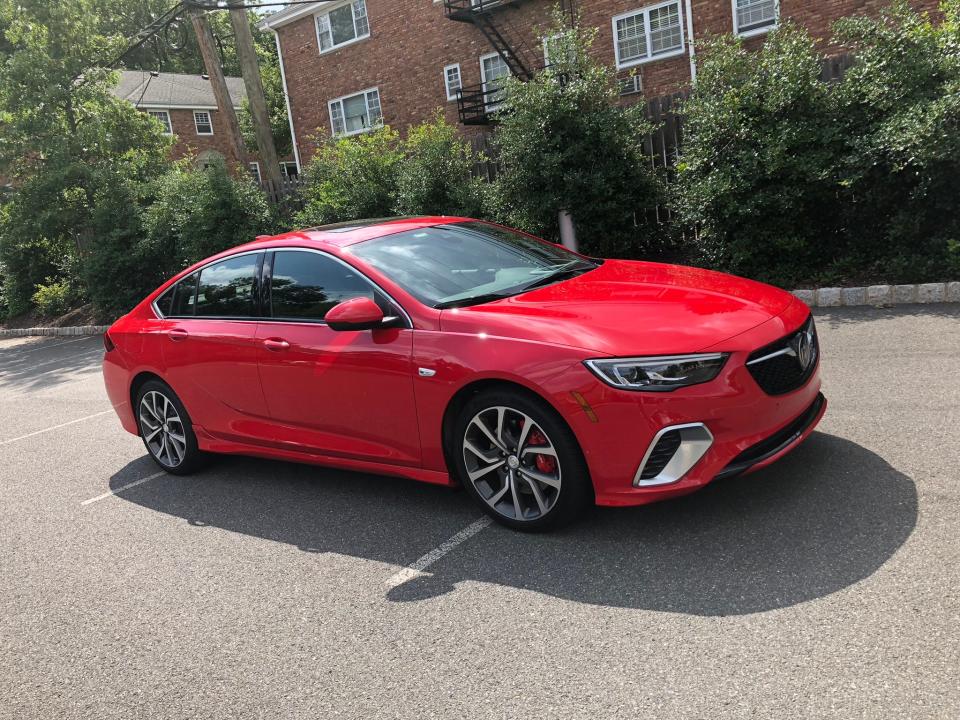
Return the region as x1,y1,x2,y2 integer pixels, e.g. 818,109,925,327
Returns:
733,0,778,36
315,0,370,54
193,110,213,135
444,63,462,101
280,162,300,179
147,110,172,135
248,162,261,183
328,88,382,137
612,2,685,69
480,53,510,110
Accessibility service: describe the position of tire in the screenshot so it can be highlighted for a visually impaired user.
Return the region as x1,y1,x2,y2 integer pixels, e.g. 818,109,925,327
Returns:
451,389,592,531
135,380,205,475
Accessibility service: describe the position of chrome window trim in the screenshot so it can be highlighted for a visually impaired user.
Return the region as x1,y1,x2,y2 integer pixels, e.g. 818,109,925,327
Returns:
634,422,714,487
151,249,265,321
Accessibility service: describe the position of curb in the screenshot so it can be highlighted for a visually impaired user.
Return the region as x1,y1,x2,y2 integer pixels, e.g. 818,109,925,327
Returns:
791,281,960,308
0,325,110,338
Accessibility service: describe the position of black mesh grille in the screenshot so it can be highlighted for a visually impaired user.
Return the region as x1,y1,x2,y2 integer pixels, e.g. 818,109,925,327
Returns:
746,316,819,395
639,430,682,480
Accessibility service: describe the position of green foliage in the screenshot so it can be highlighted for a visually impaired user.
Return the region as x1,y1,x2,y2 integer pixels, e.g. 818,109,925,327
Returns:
32,279,78,318
675,2,960,285
491,13,662,257
831,0,960,282
394,112,488,217
83,178,160,318
144,161,274,272
0,0,172,318
674,24,838,285
294,127,404,227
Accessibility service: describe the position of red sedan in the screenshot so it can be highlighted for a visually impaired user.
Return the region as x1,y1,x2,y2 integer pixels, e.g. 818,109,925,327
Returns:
103,217,825,530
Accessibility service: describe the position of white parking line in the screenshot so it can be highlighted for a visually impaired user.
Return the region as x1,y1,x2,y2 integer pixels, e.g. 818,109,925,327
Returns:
81,471,166,506
385,515,492,589
0,335,98,357
0,410,114,447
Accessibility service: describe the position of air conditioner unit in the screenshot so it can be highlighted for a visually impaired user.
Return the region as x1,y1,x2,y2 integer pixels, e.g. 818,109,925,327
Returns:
618,74,642,96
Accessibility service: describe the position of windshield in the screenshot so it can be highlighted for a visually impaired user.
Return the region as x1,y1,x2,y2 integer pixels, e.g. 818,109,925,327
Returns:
349,222,599,308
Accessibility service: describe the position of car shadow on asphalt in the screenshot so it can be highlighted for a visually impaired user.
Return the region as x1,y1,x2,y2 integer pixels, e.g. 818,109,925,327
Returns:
109,432,916,616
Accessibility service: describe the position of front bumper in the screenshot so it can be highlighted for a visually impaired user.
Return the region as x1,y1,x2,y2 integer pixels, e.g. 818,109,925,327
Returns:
553,305,826,507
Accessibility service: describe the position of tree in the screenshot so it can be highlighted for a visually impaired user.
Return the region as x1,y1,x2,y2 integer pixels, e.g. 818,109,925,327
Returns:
673,2,960,286
673,24,840,286
492,12,661,257
0,0,172,317
237,25,292,158
394,112,488,217
294,127,404,227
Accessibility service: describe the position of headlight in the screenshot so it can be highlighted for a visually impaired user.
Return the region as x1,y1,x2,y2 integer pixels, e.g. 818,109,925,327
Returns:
584,353,729,392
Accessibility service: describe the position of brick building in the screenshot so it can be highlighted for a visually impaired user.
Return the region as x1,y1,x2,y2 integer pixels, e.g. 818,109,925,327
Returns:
113,70,298,181
260,0,940,170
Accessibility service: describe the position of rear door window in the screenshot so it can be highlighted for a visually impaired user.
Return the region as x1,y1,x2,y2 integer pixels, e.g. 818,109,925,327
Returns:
195,254,260,318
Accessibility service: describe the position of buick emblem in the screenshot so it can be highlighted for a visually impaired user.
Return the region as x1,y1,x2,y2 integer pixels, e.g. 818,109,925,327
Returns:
792,329,815,370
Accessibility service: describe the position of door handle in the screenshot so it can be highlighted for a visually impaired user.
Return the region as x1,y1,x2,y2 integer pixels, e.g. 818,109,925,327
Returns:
263,338,290,352
168,328,188,342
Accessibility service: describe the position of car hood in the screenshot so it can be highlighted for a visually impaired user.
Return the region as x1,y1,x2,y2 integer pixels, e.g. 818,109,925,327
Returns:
438,259,797,356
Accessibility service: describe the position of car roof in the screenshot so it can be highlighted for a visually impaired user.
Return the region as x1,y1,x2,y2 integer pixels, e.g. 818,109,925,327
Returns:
243,215,473,251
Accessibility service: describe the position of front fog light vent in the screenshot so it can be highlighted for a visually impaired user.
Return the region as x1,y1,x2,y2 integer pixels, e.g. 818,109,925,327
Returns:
634,423,714,487
638,430,682,481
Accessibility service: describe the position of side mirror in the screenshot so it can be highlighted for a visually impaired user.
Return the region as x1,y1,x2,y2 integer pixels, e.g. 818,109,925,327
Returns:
325,296,388,331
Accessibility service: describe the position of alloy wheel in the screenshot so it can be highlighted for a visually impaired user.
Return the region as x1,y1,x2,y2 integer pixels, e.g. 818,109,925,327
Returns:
462,406,562,521
139,390,186,468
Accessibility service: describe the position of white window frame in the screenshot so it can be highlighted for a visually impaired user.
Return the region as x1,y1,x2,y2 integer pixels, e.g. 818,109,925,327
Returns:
147,109,172,135
314,0,370,55
327,87,383,137
732,0,780,38
480,51,511,111
612,1,686,70
280,161,299,178
443,63,462,102
193,110,213,136
248,162,261,183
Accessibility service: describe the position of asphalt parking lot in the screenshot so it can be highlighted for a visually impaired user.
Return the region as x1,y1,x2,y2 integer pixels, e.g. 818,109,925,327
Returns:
1,304,958,719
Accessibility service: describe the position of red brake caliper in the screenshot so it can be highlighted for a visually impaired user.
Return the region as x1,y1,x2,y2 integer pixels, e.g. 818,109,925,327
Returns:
526,428,557,474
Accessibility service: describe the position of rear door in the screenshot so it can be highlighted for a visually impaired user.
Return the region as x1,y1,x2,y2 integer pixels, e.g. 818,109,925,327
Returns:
160,252,269,440
254,249,421,466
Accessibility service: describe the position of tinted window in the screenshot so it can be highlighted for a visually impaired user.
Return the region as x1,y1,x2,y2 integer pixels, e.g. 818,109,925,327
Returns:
155,286,174,317
196,255,259,317
270,251,375,321
156,273,199,317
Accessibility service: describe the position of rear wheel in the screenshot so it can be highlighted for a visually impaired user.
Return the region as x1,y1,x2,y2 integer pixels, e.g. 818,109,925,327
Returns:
452,389,592,531
135,380,204,475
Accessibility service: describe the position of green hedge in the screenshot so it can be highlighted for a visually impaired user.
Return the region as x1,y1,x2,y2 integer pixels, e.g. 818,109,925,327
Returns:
675,1,960,286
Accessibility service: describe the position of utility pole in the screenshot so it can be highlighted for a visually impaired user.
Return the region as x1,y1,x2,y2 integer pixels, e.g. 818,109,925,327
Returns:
228,1,283,188
188,5,247,170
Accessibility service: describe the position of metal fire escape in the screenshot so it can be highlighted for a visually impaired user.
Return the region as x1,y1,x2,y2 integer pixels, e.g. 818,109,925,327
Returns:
444,0,576,125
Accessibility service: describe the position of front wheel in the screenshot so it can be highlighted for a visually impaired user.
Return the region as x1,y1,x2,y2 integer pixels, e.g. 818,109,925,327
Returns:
452,390,592,531
135,380,205,475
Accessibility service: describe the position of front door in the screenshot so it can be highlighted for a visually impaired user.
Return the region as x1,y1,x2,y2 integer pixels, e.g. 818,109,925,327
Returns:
254,249,420,467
